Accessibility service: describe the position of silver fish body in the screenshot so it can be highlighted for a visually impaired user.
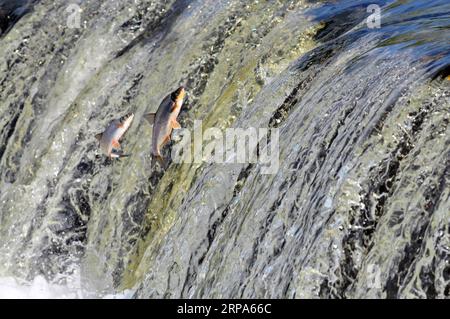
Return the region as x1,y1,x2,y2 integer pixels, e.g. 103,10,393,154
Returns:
96,113,134,158
151,94,173,157
145,87,186,164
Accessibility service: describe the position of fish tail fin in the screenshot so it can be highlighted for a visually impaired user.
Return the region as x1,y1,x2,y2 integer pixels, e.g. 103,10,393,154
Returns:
151,154,165,167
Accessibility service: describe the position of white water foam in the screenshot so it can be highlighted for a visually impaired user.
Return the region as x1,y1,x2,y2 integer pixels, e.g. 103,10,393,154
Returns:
0,276,135,299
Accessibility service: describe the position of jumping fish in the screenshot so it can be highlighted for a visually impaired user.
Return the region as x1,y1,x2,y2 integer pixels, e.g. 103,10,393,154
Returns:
95,113,134,159
144,86,186,166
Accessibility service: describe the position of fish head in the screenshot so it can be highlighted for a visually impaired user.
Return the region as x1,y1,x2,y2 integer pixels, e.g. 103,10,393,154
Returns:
120,113,134,124
170,86,186,105
119,112,135,129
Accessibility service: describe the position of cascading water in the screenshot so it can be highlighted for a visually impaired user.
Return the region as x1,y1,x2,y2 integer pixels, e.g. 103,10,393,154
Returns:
0,0,449,298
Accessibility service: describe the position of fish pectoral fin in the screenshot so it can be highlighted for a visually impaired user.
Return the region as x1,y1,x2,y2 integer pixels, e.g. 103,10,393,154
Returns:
95,133,103,141
144,113,156,125
112,139,121,149
172,119,181,129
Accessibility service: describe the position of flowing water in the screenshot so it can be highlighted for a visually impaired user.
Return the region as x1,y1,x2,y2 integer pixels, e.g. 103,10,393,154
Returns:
0,0,449,298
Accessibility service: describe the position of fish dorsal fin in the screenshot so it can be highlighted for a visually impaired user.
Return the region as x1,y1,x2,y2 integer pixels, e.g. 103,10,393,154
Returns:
95,133,103,141
144,113,156,125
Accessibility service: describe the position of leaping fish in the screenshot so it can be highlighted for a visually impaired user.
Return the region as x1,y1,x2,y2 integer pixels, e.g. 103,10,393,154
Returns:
144,86,186,166
95,113,134,159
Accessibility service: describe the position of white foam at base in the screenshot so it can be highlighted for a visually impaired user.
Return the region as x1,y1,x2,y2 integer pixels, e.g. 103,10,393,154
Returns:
0,276,81,299
0,276,134,299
